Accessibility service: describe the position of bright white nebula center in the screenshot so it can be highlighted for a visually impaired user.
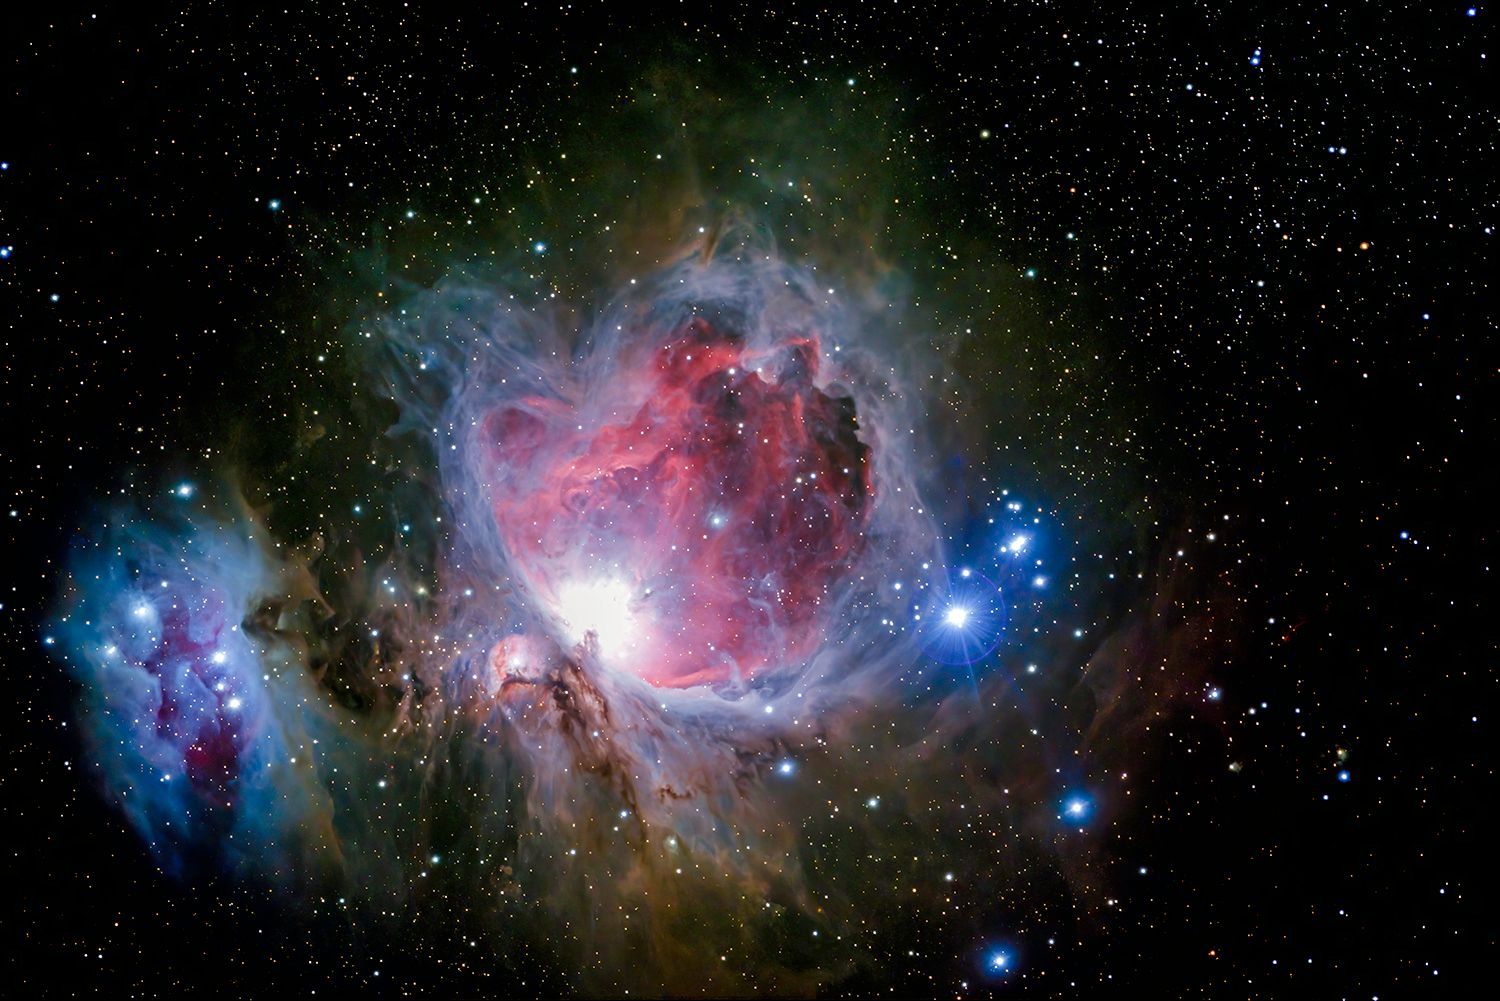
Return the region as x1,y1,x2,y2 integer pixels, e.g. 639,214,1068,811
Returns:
555,577,640,657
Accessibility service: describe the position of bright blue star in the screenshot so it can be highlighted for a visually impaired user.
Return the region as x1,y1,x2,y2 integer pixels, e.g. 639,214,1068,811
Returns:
919,569,1007,668
1062,792,1094,823
981,946,1017,978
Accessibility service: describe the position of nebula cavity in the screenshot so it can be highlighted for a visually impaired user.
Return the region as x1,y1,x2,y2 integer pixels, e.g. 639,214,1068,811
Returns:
478,317,873,688
384,246,937,702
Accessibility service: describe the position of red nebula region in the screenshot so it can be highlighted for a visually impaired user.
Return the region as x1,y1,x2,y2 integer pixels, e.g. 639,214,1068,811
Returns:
482,318,874,688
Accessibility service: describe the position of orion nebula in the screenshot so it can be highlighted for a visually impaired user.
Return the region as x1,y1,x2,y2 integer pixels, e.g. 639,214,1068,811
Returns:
53,244,997,992
12,5,1484,998
43,205,1218,1001
29,80,1221,991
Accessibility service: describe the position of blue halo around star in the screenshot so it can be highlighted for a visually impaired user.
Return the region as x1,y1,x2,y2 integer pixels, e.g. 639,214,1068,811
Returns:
918,567,1008,667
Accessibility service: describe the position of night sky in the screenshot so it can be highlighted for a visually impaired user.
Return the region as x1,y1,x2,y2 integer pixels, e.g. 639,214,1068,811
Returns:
2,4,1492,998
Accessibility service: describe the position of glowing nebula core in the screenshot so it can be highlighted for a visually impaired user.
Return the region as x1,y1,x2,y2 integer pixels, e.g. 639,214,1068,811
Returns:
480,317,873,688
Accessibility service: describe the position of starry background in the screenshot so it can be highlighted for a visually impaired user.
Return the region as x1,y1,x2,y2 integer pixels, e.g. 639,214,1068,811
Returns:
2,2,1492,997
